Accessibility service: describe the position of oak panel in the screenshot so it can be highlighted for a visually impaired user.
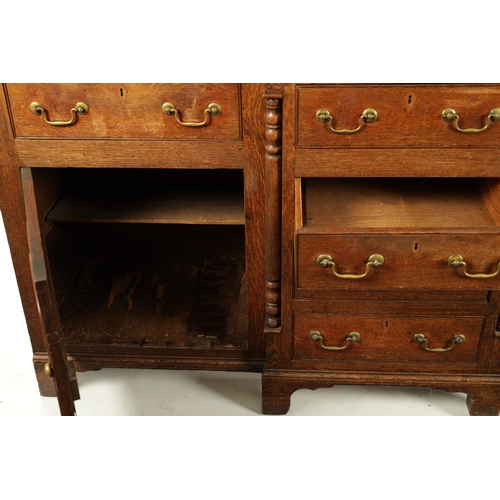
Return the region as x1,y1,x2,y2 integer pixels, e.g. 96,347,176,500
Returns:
297,84,500,148
7,83,241,140
295,148,500,177
297,233,500,290
14,139,246,169
293,314,483,365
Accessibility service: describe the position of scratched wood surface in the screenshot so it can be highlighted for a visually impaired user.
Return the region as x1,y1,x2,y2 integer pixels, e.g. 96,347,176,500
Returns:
297,232,500,291
297,84,500,148
7,83,241,139
293,314,483,365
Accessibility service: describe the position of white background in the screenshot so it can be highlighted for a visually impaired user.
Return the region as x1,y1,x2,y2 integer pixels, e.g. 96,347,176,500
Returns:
1,1,498,498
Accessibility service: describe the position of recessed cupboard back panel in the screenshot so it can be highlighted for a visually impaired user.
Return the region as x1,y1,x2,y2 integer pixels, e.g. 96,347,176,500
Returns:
46,223,249,354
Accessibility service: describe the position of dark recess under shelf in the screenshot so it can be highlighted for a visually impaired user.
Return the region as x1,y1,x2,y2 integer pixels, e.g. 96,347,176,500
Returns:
46,181,245,225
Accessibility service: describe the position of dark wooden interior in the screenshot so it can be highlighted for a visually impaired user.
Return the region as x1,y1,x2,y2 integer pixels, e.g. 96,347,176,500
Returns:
32,167,250,355
49,224,247,352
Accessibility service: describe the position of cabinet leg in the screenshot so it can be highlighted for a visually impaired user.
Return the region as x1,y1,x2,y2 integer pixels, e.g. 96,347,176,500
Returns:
33,358,57,397
466,386,500,416
262,374,292,415
262,393,291,415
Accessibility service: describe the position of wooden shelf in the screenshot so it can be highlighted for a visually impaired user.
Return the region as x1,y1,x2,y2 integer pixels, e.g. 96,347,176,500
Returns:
301,178,499,230
47,181,245,225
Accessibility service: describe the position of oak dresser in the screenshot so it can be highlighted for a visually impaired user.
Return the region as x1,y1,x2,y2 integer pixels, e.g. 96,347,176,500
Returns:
1,83,500,415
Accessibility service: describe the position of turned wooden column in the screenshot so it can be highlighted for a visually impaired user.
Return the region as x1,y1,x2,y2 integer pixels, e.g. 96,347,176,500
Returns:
263,87,283,331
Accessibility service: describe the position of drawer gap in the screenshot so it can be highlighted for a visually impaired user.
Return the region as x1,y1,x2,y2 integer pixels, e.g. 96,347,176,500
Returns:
300,177,500,231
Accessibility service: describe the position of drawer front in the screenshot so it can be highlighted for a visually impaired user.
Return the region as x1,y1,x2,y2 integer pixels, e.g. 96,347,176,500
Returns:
297,233,500,291
293,314,483,364
7,84,241,139
297,85,500,148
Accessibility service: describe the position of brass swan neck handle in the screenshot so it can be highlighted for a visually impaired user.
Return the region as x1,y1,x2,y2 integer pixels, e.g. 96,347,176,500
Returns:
162,102,222,127
316,108,378,134
441,107,500,133
30,101,89,126
316,253,384,280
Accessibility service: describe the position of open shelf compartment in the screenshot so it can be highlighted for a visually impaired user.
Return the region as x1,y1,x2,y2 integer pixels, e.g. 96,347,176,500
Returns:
31,167,250,354
45,168,245,225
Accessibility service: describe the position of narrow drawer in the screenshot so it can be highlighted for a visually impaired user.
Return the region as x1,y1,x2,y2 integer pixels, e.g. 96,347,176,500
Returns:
293,314,483,365
297,85,500,148
7,84,241,140
297,233,500,291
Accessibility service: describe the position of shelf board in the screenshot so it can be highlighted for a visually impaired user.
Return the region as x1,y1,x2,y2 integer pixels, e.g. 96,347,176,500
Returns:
47,182,245,225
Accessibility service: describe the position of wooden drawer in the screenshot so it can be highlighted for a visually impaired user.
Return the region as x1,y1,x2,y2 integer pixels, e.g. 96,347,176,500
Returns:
293,314,483,365
297,84,500,148
296,233,500,291
6,84,241,140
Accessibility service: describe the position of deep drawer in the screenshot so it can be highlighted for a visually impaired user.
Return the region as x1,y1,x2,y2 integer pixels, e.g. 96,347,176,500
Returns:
297,84,500,148
7,84,241,140
296,233,500,291
293,314,483,365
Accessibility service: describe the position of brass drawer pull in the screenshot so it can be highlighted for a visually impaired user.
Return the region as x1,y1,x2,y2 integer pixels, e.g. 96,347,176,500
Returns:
161,102,222,127
316,108,378,134
441,107,500,133
448,254,500,279
308,330,361,351
413,333,465,352
29,101,89,126
316,253,384,280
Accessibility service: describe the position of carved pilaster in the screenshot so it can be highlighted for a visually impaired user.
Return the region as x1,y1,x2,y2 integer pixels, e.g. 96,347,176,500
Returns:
263,88,283,330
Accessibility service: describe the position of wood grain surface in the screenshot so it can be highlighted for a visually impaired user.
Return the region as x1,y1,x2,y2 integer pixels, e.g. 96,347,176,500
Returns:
297,84,500,148
7,83,241,139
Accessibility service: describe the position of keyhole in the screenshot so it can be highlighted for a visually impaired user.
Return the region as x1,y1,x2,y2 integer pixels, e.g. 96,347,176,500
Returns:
408,95,413,105
385,321,389,328
120,88,124,97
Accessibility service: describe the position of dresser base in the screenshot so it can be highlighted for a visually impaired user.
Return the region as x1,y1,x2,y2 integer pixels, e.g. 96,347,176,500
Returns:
33,354,265,397
262,370,500,415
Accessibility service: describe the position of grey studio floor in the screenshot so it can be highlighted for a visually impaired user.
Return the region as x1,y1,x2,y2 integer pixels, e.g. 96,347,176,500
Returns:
0,215,470,416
